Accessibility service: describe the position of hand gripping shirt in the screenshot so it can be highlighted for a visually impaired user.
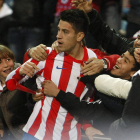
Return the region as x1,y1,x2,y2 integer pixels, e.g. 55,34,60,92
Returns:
6,47,102,140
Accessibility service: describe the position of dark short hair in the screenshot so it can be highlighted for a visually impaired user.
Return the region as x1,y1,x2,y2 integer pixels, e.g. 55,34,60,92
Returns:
127,47,140,71
59,9,89,35
0,45,15,61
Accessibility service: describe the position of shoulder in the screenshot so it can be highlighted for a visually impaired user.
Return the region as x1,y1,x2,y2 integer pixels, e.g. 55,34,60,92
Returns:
13,63,21,70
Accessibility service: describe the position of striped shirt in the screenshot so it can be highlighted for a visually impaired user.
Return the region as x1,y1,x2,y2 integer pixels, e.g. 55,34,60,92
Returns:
6,47,98,140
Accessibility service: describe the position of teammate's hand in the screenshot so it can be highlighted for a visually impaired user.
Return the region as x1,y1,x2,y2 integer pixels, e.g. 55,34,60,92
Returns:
29,44,47,61
51,41,60,53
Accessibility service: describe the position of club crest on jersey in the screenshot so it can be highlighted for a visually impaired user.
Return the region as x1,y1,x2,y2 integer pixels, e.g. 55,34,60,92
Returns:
61,0,68,4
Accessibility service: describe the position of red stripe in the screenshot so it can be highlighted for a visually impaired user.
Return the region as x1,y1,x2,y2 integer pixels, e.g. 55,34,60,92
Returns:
44,53,73,140
28,100,44,135
76,123,81,140
43,51,59,140
61,113,73,140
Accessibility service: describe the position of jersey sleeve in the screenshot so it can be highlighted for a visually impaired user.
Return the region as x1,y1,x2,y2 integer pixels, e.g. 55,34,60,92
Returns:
6,58,45,85
91,49,120,70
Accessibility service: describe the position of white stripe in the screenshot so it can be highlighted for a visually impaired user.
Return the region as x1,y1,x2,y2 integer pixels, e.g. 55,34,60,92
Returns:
34,97,54,139
69,118,79,140
66,62,80,93
6,70,16,82
51,53,64,86
80,87,88,100
23,101,42,133
87,48,97,58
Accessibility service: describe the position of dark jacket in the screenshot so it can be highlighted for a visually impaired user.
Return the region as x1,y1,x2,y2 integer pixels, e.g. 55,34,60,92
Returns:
0,63,32,140
109,74,140,140
87,9,133,55
55,89,124,135
54,74,125,135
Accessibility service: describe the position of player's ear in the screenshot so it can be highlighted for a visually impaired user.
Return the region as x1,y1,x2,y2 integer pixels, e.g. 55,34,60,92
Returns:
77,32,85,42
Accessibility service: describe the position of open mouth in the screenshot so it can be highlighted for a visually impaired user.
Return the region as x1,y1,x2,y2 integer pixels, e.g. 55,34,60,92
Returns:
113,65,119,69
3,68,11,74
58,41,63,46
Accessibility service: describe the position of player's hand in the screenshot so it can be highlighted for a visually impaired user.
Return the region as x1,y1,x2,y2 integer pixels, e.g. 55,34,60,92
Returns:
81,58,104,76
41,80,60,97
0,130,4,137
71,0,93,13
85,127,104,140
134,48,140,63
32,89,44,102
29,44,47,61
19,62,39,78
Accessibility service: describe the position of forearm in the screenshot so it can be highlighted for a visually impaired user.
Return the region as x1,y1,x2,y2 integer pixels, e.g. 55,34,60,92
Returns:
55,90,109,120
6,59,40,83
95,75,132,100
88,9,131,55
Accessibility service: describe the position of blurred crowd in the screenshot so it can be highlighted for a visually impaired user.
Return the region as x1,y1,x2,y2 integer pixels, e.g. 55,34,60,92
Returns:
1,0,139,64
0,0,140,140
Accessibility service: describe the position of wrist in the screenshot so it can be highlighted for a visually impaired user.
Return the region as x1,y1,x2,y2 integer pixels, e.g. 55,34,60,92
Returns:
54,89,60,97
27,48,31,58
102,59,107,70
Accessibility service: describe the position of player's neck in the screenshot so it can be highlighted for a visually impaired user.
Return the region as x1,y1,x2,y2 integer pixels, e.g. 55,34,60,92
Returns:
68,43,84,60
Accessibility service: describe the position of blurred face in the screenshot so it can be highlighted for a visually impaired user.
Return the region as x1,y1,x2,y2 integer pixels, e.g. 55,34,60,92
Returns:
56,20,79,55
133,34,140,48
111,51,136,80
0,57,14,81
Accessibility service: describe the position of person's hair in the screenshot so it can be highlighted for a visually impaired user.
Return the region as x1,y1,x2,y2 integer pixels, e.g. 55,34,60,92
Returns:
0,45,15,61
59,9,89,35
127,47,140,71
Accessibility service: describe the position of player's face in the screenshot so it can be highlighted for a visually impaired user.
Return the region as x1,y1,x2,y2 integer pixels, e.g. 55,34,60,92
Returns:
111,51,136,80
133,34,140,48
56,20,79,55
0,57,14,81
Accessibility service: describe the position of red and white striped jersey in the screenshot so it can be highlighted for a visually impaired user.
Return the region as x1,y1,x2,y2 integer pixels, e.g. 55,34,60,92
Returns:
6,47,98,140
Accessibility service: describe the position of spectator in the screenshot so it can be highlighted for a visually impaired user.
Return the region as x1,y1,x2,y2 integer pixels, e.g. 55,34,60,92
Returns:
100,0,122,33
126,0,140,39
8,0,45,63
0,45,43,140
42,0,57,46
